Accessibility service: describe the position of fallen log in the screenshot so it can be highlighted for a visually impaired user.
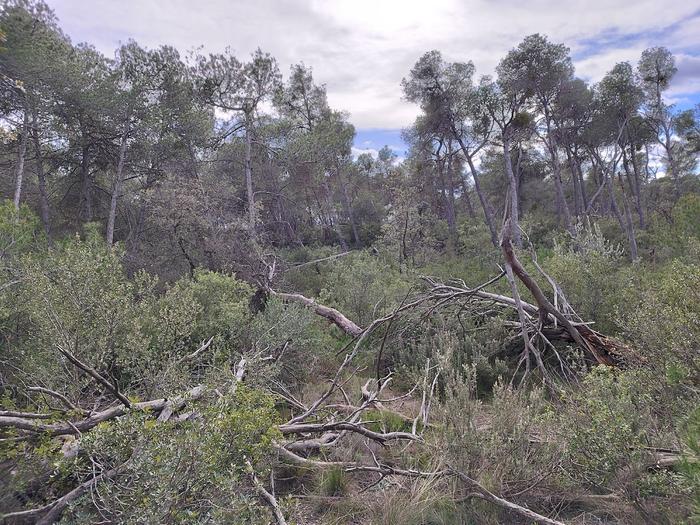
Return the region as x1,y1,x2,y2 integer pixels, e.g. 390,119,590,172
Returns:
0,386,206,437
271,290,363,337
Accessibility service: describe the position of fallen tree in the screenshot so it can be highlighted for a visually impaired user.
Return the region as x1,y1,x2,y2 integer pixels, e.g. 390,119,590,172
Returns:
0,246,651,525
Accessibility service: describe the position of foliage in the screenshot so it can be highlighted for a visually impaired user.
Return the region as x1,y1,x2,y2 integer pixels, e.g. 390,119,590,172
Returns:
74,385,281,524
317,250,411,327
679,407,700,521
546,221,624,332
560,366,645,487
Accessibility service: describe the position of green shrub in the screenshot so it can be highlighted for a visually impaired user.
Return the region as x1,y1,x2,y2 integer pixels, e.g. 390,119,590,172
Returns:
561,366,644,487
76,385,281,524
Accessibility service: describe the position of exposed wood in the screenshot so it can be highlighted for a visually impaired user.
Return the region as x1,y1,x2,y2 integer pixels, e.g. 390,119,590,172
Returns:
247,460,287,525
500,220,636,367
271,290,363,336
279,421,421,444
450,467,567,525
0,386,206,436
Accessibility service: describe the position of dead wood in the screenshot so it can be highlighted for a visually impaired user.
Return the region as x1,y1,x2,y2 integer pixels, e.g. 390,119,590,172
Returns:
271,290,363,336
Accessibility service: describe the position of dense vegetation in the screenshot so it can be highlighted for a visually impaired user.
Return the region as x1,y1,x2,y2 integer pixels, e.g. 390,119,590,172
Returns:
1,1,699,523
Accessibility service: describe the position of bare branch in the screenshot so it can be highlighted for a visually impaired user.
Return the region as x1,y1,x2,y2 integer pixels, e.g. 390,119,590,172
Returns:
27,386,83,413
246,460,287,525
271,290,363,336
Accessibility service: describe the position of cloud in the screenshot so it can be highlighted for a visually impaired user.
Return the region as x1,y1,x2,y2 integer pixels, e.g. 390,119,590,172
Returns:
574,46,647,83
351,147,379,159
47,0,700,129
669,54,700,101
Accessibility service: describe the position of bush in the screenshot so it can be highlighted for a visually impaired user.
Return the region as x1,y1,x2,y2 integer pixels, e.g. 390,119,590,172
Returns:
561,366,644,487
75,385,281,524
545,221,624,333
317,250,410,327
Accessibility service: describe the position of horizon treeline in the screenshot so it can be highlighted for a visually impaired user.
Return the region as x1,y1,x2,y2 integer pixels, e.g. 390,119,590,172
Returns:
1,1,698,278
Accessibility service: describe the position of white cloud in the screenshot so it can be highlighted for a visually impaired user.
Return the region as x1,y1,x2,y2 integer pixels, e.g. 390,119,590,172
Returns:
351,147,379,159
47,0,700,129
574,46,647,83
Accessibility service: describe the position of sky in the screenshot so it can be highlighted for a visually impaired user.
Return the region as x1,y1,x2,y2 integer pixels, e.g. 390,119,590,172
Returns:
46,0,700,159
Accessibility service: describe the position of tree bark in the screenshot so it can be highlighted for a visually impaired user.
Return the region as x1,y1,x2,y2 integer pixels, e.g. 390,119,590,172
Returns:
13,110,29,211
503,134,521,246
106,122,129,246
31,107,51,239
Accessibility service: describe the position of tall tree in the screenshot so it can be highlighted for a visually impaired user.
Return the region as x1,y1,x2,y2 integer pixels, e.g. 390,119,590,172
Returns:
498,34,575,232
196,49,280,237
403,51,498,247
638,47,678,192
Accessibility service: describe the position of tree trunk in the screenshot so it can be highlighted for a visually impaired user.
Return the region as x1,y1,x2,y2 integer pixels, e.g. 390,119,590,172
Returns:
438,153,457,240
245,113,256,237
446,142,459,237
30,108,51,239
79,124,93,222
565,146,583,217
13,110,29,211
455,136,498,248
616,172,639,261
459,172,476,219
106,125,129,246
323,179,348,250
337,166,361,246
547,135,573,233
577,152,588,211
661,121,678,198
627,148,645,229
503,133,521,247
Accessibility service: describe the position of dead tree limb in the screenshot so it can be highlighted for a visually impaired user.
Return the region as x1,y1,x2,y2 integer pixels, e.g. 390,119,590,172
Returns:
450,467,566,525
246,460,287,525
500,220,635,367
284,251,353,271
279,421,421,445
0,386,206,436
27,386,83,413
56,344,132,408
271,291,363,336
